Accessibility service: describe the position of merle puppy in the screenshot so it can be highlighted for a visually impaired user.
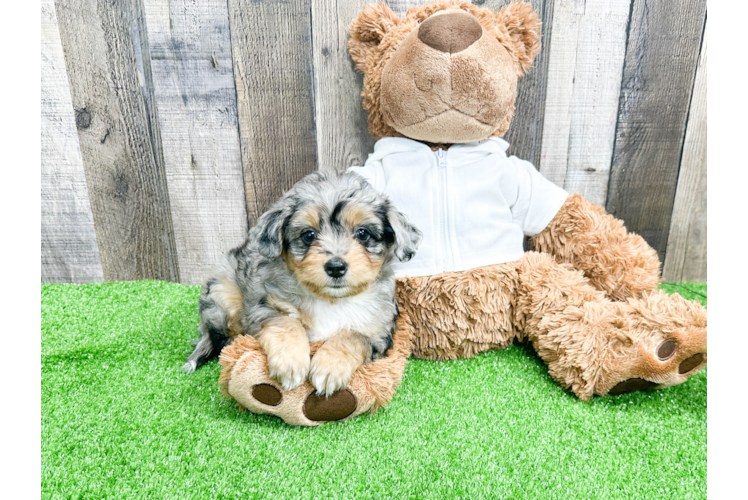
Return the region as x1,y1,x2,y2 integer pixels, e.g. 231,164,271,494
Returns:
183,171,421,396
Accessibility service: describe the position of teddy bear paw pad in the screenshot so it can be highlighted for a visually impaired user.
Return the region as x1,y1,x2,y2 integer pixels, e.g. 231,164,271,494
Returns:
608,378,658,395
679,353,705,374
602,329,706,397
252,384,282,406
303,389,357,422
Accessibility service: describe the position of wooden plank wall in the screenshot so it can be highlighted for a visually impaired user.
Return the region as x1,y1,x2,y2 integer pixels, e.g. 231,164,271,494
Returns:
41,0,707,284
41,0,104,283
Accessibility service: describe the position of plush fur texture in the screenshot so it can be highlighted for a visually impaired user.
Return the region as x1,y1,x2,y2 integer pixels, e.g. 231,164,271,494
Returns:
531,193,662,301
396,249,706,401
349,1,540,143
347,0,707,402
218,311,413,426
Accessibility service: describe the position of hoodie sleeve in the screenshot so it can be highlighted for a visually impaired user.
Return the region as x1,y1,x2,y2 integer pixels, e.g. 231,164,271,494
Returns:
507,156,569,236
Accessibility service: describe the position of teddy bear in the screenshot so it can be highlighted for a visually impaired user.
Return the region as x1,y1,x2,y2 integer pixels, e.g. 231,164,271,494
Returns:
218,0,706,425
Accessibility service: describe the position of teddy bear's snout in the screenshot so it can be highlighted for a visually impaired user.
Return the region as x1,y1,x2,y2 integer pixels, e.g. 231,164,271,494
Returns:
418,11,483,54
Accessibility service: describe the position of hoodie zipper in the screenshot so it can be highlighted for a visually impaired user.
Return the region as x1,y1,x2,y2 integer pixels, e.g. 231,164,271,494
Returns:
435,149,453,271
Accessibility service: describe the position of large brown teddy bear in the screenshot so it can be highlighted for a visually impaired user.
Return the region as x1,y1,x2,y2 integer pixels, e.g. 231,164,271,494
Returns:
218,0,706,425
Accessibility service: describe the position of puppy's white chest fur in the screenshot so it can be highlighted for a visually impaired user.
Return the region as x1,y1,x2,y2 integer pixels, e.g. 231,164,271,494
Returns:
305,292,383,342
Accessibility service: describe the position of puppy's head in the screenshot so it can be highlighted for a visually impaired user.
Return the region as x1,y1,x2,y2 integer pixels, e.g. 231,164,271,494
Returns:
253,172,421,300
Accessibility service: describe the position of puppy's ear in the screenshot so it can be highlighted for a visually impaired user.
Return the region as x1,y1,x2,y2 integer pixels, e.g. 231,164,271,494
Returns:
254,204,294,260
495,1,541,75
348,3,400,73
383,205,422,262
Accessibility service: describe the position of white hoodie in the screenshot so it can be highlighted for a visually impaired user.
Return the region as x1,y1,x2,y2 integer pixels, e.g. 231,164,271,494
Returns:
348,137,568,278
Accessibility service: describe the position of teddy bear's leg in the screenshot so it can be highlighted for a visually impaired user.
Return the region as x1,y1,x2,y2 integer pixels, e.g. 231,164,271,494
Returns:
396,263,521,360
217,313,413,426
515,252,706,400
530,193,662,301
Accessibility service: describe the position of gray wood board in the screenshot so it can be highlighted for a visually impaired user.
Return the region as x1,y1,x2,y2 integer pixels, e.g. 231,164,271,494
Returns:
539,0,631,205
386,0,428,17
484,0,554,166
42,0,104,283
54,0,179,281
312,0,375,172
142,0,248,284
228,0,318,223
663,23,707,283
605,0,707,261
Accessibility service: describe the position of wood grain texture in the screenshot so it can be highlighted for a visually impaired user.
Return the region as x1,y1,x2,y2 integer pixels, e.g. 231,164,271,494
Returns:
312,0,374,172
54,0,179,282
483,0,554,165
663,24,707,283
605,0,707,261
539,0,631,205
385,0,428,17
142,0,248,284
228,0,317,223
40,0,709,283
41,0,104,283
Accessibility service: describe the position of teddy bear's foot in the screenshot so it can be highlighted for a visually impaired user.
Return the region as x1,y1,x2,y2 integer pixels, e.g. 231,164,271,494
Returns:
243,380,359,423
218,336,369,426
217,314,412,426
597,291,707,397
534,289,707,400
607,349,707,395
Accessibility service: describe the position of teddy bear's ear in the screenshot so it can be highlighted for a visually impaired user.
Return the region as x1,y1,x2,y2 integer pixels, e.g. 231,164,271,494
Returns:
348,3,400,72
495,1,541,75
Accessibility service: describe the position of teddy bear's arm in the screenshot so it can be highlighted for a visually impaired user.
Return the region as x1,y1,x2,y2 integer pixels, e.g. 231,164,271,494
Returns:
530,193,661,301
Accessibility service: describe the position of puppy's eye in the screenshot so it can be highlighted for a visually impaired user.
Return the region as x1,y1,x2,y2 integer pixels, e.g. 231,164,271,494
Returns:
354,228,371,242
301,229,317,245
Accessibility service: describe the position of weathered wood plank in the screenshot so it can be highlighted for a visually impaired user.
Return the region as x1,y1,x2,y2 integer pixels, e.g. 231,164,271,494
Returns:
312,0,374,172
605,0,707,262
54,0,179,281
539,0,631,206
41,0,104,283
228,0,317,223
484,0,554,165
663,23,707,283
312,1,436,173
141,0,248,284
385,0,428,17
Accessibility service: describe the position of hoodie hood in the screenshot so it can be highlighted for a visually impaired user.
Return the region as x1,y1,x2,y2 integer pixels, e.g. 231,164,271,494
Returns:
364,137,510,167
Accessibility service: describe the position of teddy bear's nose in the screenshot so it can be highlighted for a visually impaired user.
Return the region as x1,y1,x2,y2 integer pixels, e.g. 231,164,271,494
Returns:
418,11,483,54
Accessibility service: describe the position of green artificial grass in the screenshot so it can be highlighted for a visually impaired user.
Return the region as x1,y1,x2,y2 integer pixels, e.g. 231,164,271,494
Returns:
42,281,707,499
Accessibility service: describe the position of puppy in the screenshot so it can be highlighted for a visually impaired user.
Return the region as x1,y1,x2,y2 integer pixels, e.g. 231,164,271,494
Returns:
183,171,422,396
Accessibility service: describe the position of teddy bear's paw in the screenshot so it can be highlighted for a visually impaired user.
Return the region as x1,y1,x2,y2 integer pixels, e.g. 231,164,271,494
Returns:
221,341,371,426
222,321,412,425
605,327,707,396
599,291,707,397
246,382,358,422
251,383,283,406
238,381,360,426
302,389,358,422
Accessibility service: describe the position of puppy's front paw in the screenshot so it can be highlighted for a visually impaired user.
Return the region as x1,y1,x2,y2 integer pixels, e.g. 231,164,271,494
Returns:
266,342,311,391
309,346,361,396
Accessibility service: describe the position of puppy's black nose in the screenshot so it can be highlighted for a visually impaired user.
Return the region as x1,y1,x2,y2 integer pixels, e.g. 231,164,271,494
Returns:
324,258,347,278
